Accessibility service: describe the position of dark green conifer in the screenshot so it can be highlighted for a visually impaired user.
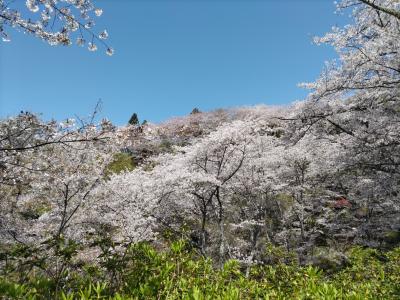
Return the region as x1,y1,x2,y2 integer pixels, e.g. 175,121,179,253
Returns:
128,113,139,125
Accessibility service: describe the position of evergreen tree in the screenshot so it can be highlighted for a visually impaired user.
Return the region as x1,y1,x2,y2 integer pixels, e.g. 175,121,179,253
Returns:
128,113,139,126
190,108,201,115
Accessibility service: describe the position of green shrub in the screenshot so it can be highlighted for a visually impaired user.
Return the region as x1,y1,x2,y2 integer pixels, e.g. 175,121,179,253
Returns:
0,242,399,299
105,153,135,176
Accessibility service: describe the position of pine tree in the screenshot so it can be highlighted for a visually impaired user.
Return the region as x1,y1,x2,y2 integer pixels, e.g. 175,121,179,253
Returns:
128,113,139,126
190,108,201,115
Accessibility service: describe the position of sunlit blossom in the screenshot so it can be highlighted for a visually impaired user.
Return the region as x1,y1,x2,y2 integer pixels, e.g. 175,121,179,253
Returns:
88,42,97,51
94,8,103,17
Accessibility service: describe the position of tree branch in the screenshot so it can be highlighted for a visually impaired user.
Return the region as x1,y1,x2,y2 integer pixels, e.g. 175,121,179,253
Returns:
359,0,400,21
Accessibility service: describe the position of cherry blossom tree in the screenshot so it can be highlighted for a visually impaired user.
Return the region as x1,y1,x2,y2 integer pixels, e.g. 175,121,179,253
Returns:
0,112,118,281
296,0,399,170
103,118,297,265
287,0,400,248
0,0,113,55
0,111,113,186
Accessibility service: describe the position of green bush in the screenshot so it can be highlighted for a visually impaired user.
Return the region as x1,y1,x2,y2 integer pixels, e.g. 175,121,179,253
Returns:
0,242,399,299
105,153,136,176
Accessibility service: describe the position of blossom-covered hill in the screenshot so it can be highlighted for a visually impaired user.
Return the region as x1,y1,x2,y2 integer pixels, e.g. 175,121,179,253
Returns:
1,1,400,298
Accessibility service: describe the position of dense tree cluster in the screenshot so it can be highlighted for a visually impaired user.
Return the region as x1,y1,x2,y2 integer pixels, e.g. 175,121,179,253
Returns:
0,0,399,297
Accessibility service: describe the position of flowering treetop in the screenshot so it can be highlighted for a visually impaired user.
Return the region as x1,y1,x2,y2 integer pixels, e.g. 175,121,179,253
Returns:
0,0,113,55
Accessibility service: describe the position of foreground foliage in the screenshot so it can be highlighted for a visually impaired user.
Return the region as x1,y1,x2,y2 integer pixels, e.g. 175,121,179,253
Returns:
0,241,399,299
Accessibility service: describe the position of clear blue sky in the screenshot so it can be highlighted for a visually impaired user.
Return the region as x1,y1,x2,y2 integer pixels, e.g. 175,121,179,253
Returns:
0,0,349,125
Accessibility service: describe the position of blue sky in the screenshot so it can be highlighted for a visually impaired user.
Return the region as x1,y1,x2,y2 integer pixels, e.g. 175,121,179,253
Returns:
0,0,350,125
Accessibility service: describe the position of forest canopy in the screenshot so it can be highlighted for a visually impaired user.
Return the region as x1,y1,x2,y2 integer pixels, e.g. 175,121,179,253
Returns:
0,0,399,299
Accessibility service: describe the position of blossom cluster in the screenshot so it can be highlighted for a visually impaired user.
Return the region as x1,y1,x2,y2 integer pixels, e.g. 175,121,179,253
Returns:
0,0,114,55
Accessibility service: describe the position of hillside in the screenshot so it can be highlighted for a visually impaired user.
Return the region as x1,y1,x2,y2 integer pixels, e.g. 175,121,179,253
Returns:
1,0,400,298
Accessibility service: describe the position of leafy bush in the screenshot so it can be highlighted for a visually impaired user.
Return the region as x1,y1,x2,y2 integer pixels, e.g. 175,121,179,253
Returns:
105,153,136,176
0,241,399,299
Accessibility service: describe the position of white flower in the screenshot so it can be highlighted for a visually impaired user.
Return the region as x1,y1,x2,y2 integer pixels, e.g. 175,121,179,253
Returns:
76,37,85,46
60,7,71,15
106,47,114,56
88,42,97,51
99,30,108,40
84,21,94,29
69,20,79,32
26,0,39,13
2,33,10,42
41,12,51,21
94,8,103,17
